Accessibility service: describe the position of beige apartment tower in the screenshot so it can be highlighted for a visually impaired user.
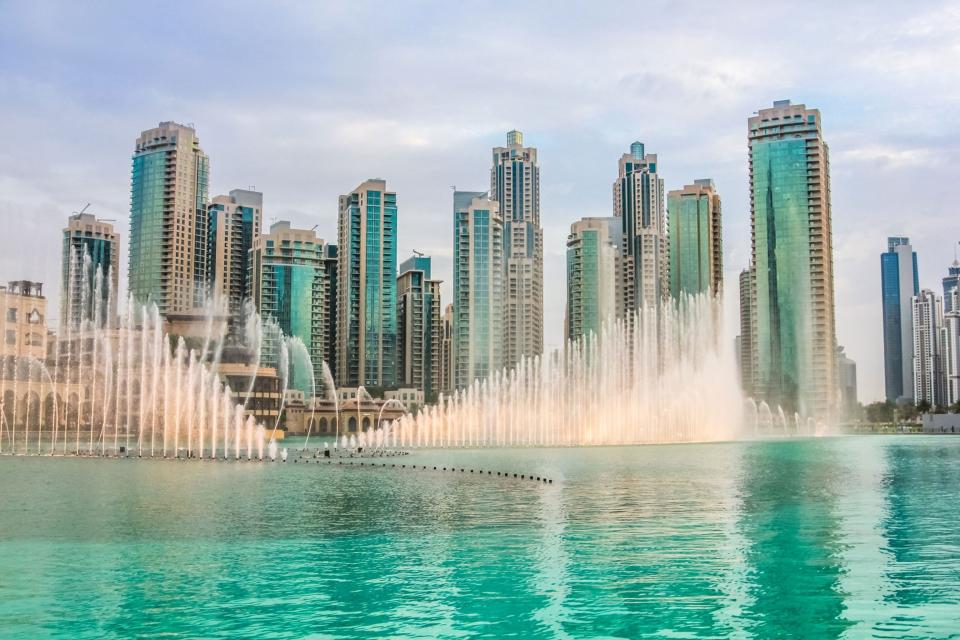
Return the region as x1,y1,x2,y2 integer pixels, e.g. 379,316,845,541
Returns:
491,131,543,368
128,121,210,317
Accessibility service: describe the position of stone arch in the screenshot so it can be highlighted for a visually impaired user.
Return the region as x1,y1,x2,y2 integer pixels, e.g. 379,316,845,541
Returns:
44,392,60,429
361,416,371,430
347,416,357,432
1,390,14,428
66,393,79,427
22,391,41,429
318,417,328,433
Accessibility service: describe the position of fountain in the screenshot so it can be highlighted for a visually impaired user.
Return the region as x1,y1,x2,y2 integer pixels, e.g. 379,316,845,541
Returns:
0,247,819,460
393,294,744,447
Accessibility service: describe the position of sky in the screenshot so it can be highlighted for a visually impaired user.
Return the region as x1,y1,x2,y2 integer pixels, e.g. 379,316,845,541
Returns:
0,0,958,403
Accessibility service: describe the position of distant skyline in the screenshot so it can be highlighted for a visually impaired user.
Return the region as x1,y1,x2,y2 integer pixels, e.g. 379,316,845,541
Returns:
1,1,958,402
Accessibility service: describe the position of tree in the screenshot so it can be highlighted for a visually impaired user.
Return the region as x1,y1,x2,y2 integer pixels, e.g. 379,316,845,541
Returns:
864,401,894,424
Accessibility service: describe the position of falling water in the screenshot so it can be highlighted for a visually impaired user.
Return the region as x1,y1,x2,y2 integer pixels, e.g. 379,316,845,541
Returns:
394,294,743,447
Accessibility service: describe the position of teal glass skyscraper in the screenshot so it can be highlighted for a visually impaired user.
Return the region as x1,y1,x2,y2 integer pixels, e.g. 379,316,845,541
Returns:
881,237,919,402
208,189,262,319
337,179,398,388
748,100,837,418
667,179,722,299
61,212,119,328
566,217,620,342
129,121,209,316
249,221,336,393
453,191,503,389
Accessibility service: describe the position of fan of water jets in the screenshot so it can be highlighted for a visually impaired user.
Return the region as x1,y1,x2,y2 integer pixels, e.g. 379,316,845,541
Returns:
0,249,272,458
390,294,744,447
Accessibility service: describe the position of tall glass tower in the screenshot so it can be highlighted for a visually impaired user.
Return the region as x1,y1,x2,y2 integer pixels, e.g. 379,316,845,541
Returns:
667,179,722,299
129,121,209,316
566,217,620,342
491,131,543,368
453,191,503,389
397,254,442,399
61,212,119,329
613,142,665,313
337,179,398,388
942,252,960,313
748,100,837,418
249,221,335,393
208,189,262,320
881,236,919,402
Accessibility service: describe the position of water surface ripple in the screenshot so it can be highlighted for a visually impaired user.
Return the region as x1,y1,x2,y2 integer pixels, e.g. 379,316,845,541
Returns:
1,436,958,638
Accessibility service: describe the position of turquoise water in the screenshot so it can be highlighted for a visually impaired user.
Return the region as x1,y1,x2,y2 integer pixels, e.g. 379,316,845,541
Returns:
1,436,959,638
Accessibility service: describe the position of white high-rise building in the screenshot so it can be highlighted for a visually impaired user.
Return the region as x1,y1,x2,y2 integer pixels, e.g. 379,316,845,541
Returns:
491,130,543,368
912,289,944,406
941,290,960,406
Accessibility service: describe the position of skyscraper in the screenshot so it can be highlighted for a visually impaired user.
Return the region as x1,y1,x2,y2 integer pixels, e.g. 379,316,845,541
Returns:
491,130,543,368
249,221,336,393
566,217,620,342
61,212,119,329
439,303,454,395
453,191,503,389
748,100,837,418
208,189,262,319
667,179,722,299
337,179,398,388
738,266,755,396
836,345,858,419
941,289,960,406
881,237,919,403
397,254,442,399
613,142,665,313
129,121,209,316
942,251,960,313
912,289,944,406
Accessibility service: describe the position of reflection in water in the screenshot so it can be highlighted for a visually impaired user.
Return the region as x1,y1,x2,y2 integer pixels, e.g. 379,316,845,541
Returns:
0,438,959,638
876,441,960,636
736,439,853,637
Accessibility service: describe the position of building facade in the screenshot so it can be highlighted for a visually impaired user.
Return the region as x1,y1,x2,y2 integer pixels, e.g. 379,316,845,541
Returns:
1,281,47,361
61,212,119,329
208,189,262,319
942,256,960,313
912,289,944,406
566,217,620,342
491,130,543,368
738,266,756,396
667,179,722,299
439,303,454,395
337,179,398,388
249,221,335,394
748,100,837,419
942,290,960,406
397,255,442,400
613,142,665,314
880,237,919,403
128,121,210,316
454,191,503,389
836,345,858,419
